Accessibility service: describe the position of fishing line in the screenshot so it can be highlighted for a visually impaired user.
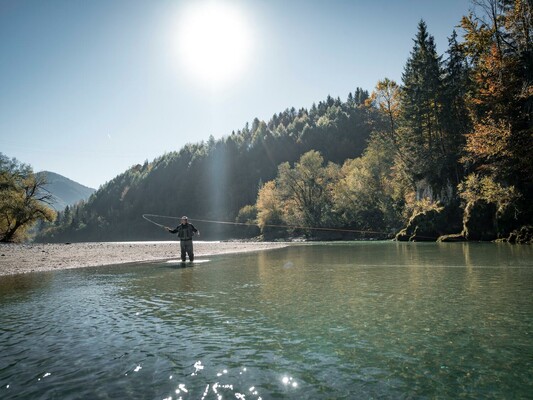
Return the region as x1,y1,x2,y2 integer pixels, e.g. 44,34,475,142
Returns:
142,214,177,228
142,213,391,236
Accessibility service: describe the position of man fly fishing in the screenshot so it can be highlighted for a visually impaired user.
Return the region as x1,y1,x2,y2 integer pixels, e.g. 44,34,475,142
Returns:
166,216,200,262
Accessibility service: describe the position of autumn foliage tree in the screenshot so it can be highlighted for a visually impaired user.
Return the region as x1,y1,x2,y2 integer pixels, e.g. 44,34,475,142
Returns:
256,180,285,239
0,154,56,242
332,133,400,233
366,78,401,143
460,0,533,237
255,151,341,238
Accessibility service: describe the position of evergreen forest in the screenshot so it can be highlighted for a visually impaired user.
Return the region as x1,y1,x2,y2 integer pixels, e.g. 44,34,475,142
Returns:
34,1,532,244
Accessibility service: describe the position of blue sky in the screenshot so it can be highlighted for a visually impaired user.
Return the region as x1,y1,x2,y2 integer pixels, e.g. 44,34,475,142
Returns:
0,0,471,189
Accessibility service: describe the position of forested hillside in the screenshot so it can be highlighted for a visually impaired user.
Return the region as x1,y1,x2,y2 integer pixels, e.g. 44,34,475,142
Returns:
37,90,375,241
37,1,532,243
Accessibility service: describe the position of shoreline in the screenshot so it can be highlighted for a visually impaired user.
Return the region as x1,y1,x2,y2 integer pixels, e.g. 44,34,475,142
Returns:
0,241,289,276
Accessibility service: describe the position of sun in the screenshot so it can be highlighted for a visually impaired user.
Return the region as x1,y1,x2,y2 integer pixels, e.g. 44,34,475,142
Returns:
176,1,252,88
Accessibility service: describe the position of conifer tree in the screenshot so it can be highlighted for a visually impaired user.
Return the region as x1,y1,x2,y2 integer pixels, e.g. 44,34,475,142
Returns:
441,30,471,185
399,20,448,194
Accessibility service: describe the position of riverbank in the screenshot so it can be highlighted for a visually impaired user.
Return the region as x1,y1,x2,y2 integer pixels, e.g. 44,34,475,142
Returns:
0,241,289,276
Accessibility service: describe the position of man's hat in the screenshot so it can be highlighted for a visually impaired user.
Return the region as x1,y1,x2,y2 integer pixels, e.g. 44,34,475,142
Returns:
181,216,188,220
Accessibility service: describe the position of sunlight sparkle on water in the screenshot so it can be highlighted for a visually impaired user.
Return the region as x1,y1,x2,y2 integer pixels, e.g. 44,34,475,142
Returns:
37,372,51,381
181,362,264,399
200,384,210,400
192,361,204,376
282,375,298,387
175,383,188,395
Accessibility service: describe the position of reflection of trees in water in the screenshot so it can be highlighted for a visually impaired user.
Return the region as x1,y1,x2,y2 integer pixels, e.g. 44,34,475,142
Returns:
0,273,53,300
119,263,198,302
461,242,482,294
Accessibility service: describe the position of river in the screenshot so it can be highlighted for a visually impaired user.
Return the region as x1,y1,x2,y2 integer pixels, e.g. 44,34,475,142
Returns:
0,241,532,399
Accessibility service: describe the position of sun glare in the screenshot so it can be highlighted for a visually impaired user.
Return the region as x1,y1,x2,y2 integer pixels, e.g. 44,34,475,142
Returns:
176,1,252,88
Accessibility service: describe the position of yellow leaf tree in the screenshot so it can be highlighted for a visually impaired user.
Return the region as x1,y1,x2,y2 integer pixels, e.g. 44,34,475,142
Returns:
0,154,56,242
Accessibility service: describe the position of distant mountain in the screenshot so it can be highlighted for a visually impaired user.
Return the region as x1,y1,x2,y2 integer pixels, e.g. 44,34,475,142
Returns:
36,171,96,211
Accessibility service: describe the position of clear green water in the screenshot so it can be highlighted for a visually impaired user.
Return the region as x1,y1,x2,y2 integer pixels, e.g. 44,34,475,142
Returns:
0,242,532,399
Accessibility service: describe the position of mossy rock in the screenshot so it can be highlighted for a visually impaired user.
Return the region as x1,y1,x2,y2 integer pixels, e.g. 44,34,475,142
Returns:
506,225,533,244
395,208,444,242
462,200,498,241
396,203,462,242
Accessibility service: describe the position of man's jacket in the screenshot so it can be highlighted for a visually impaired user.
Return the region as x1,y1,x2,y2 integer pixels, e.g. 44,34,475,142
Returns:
169,223,198,240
